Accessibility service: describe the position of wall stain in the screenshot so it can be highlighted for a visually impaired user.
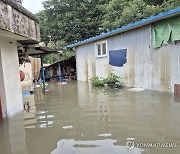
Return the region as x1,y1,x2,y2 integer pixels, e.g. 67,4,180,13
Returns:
128,50,135,87
84,59,88,81
160,49,171,92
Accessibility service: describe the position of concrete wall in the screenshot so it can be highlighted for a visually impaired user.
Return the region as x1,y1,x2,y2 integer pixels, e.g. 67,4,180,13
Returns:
76,43,96,81
0,36,23,117
0,0,40,41
75,25,180,93
0,0,40,118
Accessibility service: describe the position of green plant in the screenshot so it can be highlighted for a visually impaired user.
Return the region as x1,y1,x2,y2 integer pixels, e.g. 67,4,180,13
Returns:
90,76,105,87
104,73,121,84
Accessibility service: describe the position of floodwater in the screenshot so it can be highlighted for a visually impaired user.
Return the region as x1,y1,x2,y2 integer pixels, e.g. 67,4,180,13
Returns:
0,81,180,154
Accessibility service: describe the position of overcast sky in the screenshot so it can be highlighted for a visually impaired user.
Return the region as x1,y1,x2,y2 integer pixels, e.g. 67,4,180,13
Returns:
23,0,45,14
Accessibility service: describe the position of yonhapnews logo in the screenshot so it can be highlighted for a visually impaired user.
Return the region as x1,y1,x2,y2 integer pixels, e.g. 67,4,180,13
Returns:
126,138,135,150
126,138,177,150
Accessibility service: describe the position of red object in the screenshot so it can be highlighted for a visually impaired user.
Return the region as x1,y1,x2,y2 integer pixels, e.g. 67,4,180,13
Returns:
0,98,2,120
20,70,25,81
174,84,180,94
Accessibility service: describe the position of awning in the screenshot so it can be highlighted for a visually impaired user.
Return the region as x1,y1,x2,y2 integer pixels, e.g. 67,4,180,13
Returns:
28,46,58,56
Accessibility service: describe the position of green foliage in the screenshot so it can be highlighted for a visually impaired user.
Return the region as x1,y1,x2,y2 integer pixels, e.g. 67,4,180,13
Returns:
161,0,180,12
102,0,180,31
42,40,75,64
143,0,164,5
43,54,60,64
37,0,109,64
102,0,130,31
43,50,75,64
38,0,109,44
90,74,121,87
36,11,51,46
90,76,105,87
102,0,161,31
104,73,121,84
59,50,75,61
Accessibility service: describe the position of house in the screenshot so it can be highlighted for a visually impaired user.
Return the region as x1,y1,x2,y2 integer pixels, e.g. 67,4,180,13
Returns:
68,8,180,93
18,46,58,94
0,0,40,118
44,56,76,81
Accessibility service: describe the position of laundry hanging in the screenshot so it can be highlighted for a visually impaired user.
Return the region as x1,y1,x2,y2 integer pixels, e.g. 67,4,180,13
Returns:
109,49,127,67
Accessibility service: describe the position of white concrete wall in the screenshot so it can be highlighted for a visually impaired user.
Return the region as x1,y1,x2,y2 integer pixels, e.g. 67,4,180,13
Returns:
0,36,23,117
107,26,150,88
76,43,96,81
75,25,180,93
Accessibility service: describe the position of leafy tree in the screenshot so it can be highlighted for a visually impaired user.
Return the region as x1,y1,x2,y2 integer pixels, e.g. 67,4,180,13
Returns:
102,0,130,31
36,11,51,46
37,0,109,64
120,0,160,27
40,0,109,44
161,0,180,11
102,0,160,31
42,40,75,64
143,0,164,5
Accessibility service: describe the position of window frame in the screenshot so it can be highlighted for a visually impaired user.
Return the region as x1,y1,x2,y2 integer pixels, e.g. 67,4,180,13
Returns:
95,40,107,58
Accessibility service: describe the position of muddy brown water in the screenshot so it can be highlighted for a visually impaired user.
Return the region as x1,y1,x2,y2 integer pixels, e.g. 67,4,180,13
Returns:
0,81,180,154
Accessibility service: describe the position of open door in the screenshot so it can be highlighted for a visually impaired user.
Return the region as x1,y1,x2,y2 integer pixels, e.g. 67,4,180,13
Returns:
0,97,2,120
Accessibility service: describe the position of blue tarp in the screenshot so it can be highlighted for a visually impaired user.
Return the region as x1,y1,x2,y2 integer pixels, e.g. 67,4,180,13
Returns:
109,49,127,67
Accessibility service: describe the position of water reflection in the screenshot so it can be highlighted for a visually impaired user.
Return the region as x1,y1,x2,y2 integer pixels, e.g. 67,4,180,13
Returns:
0,81,180,154
51,139,143,154
0,112,28,154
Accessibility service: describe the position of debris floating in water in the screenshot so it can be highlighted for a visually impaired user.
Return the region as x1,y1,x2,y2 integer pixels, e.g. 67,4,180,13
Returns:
98,133,112,137
127,88,145,92
62,126,73,129
58,82,68,85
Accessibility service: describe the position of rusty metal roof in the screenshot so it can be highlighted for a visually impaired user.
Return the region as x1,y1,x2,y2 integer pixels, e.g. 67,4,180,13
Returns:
18,40,39,45
28,46,58,56
45,56,76,68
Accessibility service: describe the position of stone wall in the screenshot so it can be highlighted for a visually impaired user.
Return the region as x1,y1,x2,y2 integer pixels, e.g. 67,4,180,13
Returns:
0,0,40,41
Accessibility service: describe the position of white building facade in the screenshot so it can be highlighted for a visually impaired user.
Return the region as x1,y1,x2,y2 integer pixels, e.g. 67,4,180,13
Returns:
69,8,180,93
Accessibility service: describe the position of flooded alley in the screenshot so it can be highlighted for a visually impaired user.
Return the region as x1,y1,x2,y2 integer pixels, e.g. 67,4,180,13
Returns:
0,82,180,154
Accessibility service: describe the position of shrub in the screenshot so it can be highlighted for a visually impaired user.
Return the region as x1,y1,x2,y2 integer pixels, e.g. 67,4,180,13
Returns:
90,76,105,87
104,73,121,84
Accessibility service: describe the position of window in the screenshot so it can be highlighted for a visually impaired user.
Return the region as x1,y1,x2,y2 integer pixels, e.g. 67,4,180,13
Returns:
97,44,101,56
95,41,107,57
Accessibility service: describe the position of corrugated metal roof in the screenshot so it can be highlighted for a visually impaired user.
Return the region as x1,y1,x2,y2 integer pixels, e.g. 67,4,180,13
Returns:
67,7,180,48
